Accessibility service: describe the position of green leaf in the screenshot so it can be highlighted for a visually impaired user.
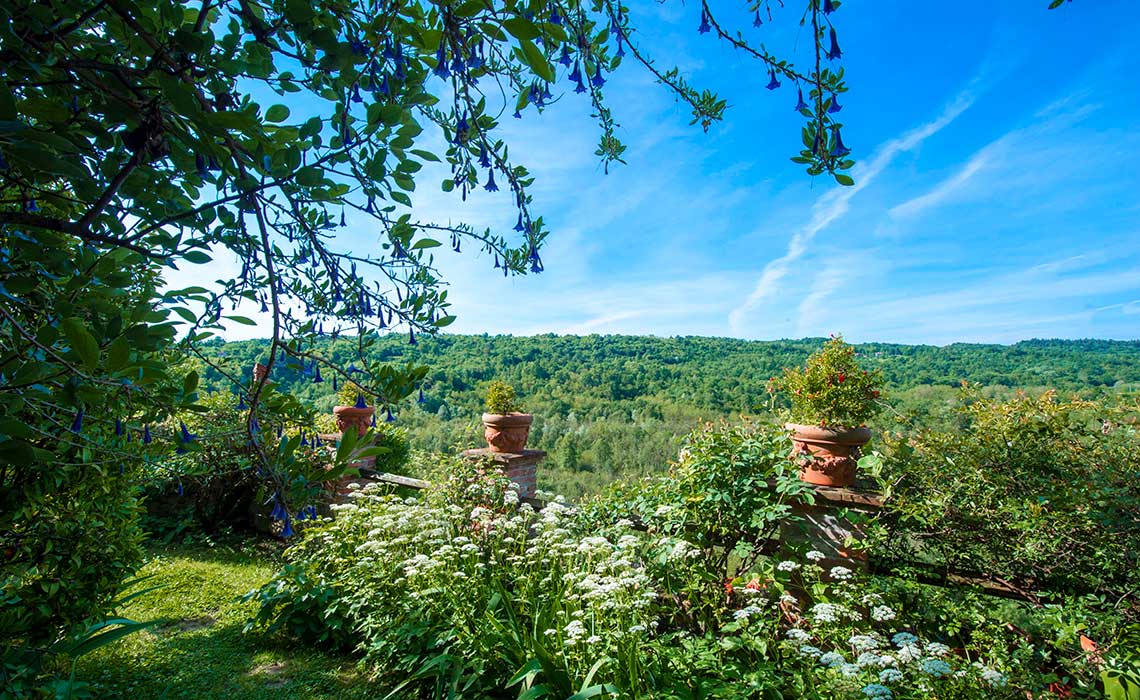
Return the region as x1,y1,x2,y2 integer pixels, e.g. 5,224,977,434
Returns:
518,40,555,83
225,315,258,326
410,238,441,250
265,104,290,122
503,17,542,41
61,318,100,371
182,250,212,264
834,173,855,186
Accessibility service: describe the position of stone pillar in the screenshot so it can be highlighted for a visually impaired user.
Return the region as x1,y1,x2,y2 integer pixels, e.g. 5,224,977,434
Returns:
780,483,883,573
253,362,269,383
461,448,547,499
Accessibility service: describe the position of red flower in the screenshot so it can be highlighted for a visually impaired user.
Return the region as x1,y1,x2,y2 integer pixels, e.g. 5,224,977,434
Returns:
745,578,763,591
724,579,734,595
837,373,846,383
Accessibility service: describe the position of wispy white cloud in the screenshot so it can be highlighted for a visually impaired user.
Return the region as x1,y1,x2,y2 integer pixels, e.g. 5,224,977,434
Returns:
889,150,990,219
727,90,976,335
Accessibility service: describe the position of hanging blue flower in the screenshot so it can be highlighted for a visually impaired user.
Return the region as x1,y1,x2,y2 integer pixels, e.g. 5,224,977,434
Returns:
70,409,84,434
484,169,499,192
276,424,283,438
479,143,491,168
409,327,416,345
26,199,38,213
270,500,287,521
433,43,450,78
754,9,763,26
513,109,523,119
180,421,196,443
370,413,377,427
313,366,323,383
281,519,294,538
144,425,152,444
795,87,809,112
569,61,583,84
237,395,247,410
455,114,469,144
527,246,544,273
616,37,625,58
315,435,323,447
514,213,525,232
828,94,842,113
551,6,562,25
332,374,338,391
115,417,124,437
811,127,822,155
340,209,346,226
250,415,260,433
827,28,842,60
830,125,850,157
558,46,573,67
493,254,501,269
196,154,209,177
260,298,269,313
698,8,711,34
823,0,836,14
418,388,425,404
354,394,367,409
766,69,781,90
301,432,310,446
591,63,606,88
385,406,396,423
177,482,184,496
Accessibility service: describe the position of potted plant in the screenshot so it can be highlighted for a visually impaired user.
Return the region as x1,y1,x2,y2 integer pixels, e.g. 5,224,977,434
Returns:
481,380,532,454
333,381,374,437
768,335,884,487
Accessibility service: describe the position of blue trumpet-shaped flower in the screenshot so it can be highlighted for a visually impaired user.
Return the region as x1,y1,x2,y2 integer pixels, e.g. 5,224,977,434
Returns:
514,213,525,232
26,199,38,212
558,46,573,67
370,413,377,427
351,84,362,103
528,246,544,273
433,44,450,78
616,37,625,58
754,10,763,27
455,115,469,144
144,425,152,444
409,327,416,345
513,109,523,119
276,424,283,438
766,69,781,90
270,500,287,521
484,169,499,192
830,125,850,157
551,6,563,25
418,388,425,404
250,416,260,433
301,432,309,446
591,63,606,88
795,87,809,112
827,28,842,60
237,395,247,410
180,421,196,443
698,8,711,34
823,0,836,14
281,519,294,538
70,409,84,434
354,394,368,409
332,374,338,391
313,366,323,383
385,406,396,423
828,94,842,113
479,143,491,168
115,417,124,437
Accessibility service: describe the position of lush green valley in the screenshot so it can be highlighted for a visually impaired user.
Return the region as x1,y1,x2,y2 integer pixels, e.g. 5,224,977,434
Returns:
191,335,1140,498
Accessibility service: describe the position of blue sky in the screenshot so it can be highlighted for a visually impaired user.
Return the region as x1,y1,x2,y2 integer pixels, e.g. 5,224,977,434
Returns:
186,0,1140,345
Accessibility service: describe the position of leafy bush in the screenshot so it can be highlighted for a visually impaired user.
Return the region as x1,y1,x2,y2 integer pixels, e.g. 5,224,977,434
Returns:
770,335,885,427
484,380,520,414
874,390,1140,597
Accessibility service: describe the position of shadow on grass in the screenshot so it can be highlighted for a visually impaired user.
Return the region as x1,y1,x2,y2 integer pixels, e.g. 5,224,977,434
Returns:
72,540,392,700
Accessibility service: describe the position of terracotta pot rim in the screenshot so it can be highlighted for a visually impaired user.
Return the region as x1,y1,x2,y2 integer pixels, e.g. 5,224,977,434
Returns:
785,422,872,445
482,412,534,427
334,405,375,414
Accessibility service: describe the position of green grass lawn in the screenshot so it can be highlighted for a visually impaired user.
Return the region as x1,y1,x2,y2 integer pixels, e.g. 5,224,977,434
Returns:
73,540,389,700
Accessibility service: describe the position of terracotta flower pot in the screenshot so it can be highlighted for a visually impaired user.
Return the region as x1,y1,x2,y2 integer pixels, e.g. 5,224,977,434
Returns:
786,423,872,488
334,405,375,437
482,412,533,454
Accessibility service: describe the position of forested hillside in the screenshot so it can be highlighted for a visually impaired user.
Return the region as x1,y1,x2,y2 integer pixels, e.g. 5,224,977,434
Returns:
193,335,1140,497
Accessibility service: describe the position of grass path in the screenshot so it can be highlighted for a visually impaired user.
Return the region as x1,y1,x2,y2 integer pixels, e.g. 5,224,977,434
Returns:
74,541,388,700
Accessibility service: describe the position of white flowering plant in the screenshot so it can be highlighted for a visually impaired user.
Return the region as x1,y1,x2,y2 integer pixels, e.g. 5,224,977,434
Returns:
246,455,663,698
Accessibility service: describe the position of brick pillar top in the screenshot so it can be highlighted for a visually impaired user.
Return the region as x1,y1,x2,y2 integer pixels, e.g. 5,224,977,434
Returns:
462,448,546,499
253,362,269,383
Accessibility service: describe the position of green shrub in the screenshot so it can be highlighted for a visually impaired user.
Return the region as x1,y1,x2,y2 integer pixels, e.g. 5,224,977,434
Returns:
874,389,1140,597
769,335,885,426
484,380,519,414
